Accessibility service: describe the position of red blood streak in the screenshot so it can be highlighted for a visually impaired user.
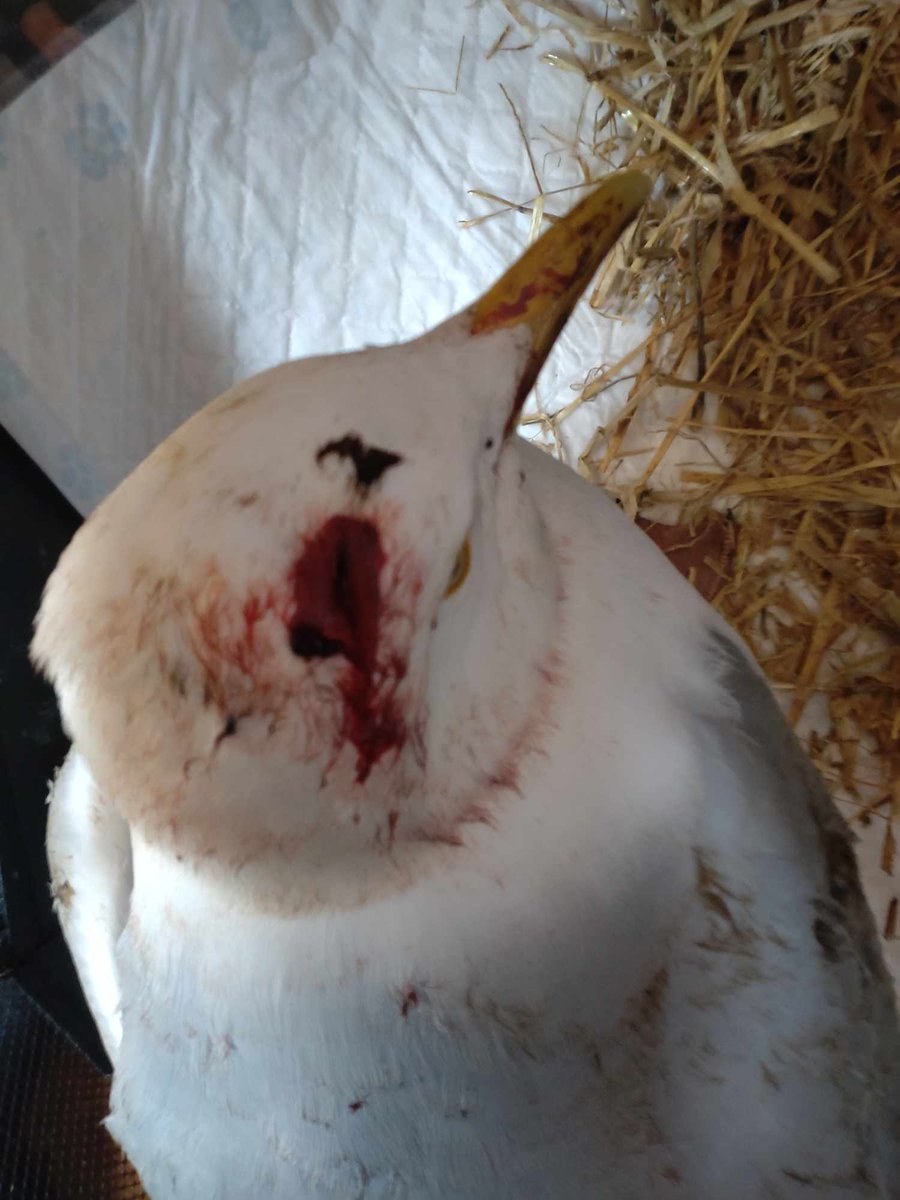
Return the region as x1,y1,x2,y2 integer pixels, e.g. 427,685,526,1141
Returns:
233,590,279,672
242,593,268,637
470,265,571,334
339,676,405,784
290,516,407,783
192,581,281,701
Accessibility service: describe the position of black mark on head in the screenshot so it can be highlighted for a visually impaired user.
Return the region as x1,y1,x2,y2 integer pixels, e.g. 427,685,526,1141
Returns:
484,437,494,450
316,433,403,494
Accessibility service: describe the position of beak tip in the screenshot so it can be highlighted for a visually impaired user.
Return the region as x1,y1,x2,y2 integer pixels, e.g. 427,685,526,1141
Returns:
469,169,652,340
467,169,653,427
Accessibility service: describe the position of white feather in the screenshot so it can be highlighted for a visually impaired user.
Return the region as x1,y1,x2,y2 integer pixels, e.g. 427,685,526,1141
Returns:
46,748,132,1064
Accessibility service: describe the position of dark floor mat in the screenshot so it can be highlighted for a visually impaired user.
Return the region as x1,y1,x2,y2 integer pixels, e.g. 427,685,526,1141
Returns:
0,975,146,1198
2,388,140,1194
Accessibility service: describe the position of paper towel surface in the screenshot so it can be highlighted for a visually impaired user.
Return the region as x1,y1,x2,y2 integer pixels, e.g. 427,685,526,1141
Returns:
0,0,651,514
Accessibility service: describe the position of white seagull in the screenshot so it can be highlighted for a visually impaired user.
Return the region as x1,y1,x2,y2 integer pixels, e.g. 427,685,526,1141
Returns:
33,174,900,1199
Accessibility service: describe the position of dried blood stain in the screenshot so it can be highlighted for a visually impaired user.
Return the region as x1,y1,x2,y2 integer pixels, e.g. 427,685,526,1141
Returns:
471,266,573,335
191,579,285,708
400,986,419,1018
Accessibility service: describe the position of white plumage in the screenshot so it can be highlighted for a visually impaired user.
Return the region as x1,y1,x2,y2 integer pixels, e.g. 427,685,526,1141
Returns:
34,177,899,1198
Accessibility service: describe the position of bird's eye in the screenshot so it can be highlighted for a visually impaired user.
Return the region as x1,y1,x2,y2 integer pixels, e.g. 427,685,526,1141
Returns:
443,539,471,598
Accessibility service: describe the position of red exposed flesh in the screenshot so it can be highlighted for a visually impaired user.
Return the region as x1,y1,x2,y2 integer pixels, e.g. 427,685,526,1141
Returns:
291,516,383,673
291,516,407,783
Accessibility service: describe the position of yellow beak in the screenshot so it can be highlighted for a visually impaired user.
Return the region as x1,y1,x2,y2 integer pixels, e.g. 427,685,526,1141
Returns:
469,171,650,427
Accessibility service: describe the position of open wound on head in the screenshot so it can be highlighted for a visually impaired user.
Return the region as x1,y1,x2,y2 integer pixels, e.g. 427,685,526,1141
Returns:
289,515,405,782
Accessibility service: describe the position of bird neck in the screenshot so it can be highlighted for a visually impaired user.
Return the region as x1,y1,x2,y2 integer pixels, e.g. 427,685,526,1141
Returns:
412,439,563,842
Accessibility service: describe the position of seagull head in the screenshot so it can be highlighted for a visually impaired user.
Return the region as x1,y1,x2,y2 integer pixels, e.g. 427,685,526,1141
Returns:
33,174,649,909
